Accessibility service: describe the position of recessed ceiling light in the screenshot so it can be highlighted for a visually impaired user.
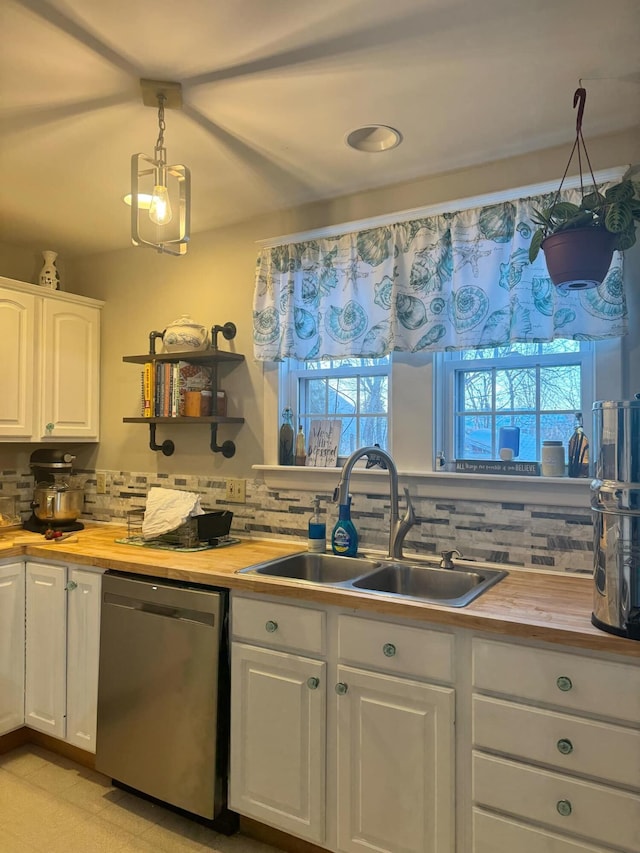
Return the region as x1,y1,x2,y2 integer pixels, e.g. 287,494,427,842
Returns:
123,193,153,209
346,125,402,152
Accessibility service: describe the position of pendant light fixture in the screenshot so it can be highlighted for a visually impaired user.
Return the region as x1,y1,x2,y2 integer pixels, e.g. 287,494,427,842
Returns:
130,79,190,255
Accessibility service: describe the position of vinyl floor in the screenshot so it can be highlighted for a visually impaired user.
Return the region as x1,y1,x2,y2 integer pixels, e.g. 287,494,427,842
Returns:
0,744,284,852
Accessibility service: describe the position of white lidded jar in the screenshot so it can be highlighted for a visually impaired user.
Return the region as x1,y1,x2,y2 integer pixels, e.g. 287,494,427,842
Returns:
541,440,565,477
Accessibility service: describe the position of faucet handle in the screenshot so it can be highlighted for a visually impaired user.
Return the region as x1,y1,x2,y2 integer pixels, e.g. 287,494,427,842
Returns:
402,487,416,523
332,486,340,503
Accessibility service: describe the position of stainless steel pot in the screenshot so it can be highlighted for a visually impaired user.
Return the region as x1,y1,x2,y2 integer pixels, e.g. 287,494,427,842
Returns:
32,486,85,522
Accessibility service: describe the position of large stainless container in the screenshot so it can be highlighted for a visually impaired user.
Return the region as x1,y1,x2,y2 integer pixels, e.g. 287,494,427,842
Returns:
591,395,640,640
32,485,85,522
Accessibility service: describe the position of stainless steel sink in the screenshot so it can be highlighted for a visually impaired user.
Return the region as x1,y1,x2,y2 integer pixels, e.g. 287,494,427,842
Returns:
238,551,508,606
348,562,508,607
239,552,382,584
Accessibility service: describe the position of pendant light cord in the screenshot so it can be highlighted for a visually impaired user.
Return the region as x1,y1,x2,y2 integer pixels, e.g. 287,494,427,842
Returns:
154,93,167,166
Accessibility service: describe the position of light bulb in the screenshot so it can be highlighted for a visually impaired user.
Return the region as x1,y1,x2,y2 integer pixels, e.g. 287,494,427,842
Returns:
149,184,172,225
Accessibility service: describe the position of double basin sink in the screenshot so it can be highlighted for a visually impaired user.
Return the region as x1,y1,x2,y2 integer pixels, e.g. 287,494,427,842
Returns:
238,552,507,607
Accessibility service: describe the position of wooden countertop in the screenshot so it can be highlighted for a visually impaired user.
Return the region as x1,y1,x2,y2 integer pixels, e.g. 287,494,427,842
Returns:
1,524,638,659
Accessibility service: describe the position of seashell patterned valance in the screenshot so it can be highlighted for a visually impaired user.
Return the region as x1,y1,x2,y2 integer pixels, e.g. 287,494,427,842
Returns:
253,187,626,361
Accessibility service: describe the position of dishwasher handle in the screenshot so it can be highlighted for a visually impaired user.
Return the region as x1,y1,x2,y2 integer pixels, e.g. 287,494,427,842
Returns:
103,591,216,626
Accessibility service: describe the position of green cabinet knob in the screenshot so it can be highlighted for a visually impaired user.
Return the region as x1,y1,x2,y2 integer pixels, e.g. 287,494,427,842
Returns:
265,620,278,633
383,643,396,657
307,677,320,690
556,676,572,692
65,580,78,591
335,682,348,695
556,799,572,817
557,738,573,755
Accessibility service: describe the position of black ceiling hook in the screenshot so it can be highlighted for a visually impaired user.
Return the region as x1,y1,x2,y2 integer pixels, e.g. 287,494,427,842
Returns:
573,87,586,133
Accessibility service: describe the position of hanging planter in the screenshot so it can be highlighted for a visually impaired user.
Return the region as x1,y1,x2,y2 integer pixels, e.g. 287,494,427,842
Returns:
528,87,640,292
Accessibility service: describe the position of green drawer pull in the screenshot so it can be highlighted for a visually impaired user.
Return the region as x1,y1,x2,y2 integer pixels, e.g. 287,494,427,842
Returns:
307,677,320,690
557,738,573,755
335,682,348,695
383,643,396,657
556,676,572,692
556,799,572,817
265,620,278,633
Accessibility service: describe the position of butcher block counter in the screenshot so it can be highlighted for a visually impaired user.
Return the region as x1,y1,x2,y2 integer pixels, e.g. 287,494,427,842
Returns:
1,523,638,659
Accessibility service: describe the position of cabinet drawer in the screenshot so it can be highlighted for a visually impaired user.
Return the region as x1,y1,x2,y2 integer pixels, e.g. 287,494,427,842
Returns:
473,638,640,723
232,596,325,655
473,808,614,853
338,615,453,683
473,695,640,789
473,753,640,852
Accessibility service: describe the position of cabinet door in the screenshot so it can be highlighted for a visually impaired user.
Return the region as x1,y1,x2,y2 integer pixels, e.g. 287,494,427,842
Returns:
25,562,67,738
39,299,100,441
0,287,36,438
66,568,102,752
230,643,326,844
0,562,25,734
336,665,455,853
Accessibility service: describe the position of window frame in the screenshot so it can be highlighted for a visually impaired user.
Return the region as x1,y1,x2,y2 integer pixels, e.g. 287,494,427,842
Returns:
280,356,391,461
437,342,596,465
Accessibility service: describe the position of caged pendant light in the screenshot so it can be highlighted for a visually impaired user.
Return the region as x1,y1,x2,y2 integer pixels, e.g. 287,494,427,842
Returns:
130,79,190,255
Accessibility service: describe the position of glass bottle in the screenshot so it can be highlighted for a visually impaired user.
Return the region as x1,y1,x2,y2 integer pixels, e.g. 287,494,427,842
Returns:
567,412,589,478
279,407,294,465
295,424,306,466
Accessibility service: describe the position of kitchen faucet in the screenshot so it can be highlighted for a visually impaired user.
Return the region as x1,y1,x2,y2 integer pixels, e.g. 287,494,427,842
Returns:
333,447,416,559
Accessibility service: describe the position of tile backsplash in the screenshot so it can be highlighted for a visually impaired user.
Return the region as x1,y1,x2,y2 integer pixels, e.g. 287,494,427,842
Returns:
1,467,594,574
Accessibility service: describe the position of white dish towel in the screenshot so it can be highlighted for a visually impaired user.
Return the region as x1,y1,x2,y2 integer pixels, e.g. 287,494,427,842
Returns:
141,487,204,539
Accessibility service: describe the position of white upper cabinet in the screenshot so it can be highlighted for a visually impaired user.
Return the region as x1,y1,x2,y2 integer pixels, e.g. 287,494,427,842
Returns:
0,286,36,437
0,277,103,442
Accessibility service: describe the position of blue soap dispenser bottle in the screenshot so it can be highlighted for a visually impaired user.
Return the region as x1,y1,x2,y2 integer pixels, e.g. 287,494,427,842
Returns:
331,495,358,557
308,497,326,553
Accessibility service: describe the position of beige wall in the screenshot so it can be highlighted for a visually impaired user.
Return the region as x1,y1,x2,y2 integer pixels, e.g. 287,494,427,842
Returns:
4,128,639,478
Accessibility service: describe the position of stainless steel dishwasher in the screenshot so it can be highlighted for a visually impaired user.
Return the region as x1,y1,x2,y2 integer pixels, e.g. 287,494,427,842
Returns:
96,571,235,828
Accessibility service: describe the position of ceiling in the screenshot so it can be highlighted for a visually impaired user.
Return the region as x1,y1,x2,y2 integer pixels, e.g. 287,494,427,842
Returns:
1,0,639,257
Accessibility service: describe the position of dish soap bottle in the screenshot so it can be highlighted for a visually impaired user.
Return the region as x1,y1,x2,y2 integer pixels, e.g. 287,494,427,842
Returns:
331,495,358,557
308,497,326,553
568,411,589,478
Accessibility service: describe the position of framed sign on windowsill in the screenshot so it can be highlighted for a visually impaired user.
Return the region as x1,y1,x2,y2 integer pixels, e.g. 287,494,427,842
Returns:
306,420,342,467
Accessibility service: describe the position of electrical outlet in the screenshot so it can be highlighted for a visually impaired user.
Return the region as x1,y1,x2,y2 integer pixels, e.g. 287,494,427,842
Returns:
225,478,246,503
96,471,107,495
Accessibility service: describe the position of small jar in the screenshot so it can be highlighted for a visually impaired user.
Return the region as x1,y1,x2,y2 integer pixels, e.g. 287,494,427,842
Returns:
200,389,212,416
541,440,565,477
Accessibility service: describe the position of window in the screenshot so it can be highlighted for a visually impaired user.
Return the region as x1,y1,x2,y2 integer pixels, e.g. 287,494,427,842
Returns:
282,357,390,457
438,341,594,464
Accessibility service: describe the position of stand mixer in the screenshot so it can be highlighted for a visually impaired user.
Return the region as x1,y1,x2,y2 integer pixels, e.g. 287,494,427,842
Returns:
23,449,85,533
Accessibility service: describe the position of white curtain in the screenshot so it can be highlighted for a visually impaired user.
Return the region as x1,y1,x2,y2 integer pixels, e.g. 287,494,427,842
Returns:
253,188,626,361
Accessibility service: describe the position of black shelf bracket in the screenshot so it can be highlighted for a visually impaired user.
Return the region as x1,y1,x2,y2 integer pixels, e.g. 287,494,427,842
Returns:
211,322,237,350
148,330,164,355
210,424,236,458
149,423,175,456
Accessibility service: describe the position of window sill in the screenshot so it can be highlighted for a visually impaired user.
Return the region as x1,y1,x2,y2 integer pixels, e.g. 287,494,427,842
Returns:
252,465,593,509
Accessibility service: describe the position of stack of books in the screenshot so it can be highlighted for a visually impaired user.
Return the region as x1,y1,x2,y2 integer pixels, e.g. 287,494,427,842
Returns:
142,361,213,418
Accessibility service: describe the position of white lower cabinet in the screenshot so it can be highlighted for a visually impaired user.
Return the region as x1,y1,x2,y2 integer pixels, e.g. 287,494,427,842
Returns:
230,643,326,843
22,560,102,751
336,664,454,853
472,637,640,853
0,561,25,735
230,594,455,853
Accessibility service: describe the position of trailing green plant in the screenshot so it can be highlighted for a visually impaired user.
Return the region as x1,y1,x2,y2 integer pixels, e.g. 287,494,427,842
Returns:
529,178,640,263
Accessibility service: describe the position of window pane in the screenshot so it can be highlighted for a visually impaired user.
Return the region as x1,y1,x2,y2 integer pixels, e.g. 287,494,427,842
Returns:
541,340,580,354
339,417,357,456
540,413,576,448
459,415,493,459
306,379,326,413
496,414,536,460
360,416,388,448
539,365,581,410
328,378,356,415
495,368,536,410
360,376,388,414
461,370,492,411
